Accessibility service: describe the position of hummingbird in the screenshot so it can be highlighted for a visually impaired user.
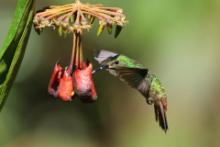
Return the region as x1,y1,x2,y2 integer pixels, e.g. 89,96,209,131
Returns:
93,50,168,132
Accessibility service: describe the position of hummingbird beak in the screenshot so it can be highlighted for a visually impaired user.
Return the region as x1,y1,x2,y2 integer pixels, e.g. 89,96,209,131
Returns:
92,65,109,74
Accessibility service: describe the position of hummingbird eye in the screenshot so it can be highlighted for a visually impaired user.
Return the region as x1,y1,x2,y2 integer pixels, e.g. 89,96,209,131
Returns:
114,61,119,64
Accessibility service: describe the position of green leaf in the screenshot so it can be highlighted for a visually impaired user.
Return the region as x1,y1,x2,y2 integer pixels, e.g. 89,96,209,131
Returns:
0,0,35,110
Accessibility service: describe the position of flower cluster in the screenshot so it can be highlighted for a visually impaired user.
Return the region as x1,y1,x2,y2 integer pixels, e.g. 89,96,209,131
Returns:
33,0,127,37
48,62,97,102
47,31,97,102
33,0,126,102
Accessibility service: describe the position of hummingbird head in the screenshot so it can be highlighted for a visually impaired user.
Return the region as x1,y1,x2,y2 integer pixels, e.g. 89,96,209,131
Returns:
95,50,144,67
92,56,120,74
93,50,120,74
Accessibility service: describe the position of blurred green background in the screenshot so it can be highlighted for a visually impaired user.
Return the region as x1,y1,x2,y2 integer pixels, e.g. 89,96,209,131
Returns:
1,0,220,147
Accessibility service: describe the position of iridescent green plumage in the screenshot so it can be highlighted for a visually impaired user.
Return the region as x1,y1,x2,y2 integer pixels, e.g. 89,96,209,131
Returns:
94,50,168,132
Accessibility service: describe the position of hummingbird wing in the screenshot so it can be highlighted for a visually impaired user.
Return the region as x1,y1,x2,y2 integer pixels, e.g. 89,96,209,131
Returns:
110,67,168,132
109,67,148,88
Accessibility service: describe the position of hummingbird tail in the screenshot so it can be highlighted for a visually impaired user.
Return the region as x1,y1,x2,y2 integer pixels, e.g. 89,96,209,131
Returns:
154,102,168,133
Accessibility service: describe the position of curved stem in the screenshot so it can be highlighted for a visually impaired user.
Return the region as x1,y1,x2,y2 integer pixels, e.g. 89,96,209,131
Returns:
78,36,83,68
74,33,79,67
69,31,83,72
68,33,77,73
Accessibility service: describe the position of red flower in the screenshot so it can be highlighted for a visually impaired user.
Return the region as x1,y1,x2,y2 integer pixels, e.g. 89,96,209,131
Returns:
48,63,74,101
74,63,97,102
57,69,74,101
48,63,63,96
48,62,97,102
47,31,97,102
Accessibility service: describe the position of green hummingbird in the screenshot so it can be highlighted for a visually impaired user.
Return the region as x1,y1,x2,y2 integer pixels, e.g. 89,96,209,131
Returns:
93,50,168,132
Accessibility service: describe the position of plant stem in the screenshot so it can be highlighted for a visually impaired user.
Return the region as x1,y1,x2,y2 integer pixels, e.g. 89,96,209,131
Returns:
69,31,83,73
69,33,76,73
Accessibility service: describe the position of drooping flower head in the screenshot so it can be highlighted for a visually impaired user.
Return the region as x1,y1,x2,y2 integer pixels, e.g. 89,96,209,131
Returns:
33,0,127,101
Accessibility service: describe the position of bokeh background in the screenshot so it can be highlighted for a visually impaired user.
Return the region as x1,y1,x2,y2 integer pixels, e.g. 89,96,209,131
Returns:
1,0,220,147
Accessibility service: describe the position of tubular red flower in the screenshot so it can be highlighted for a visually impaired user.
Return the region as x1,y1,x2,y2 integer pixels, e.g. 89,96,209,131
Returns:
48,63,74,101
57,69,74,101
74,63,97,102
